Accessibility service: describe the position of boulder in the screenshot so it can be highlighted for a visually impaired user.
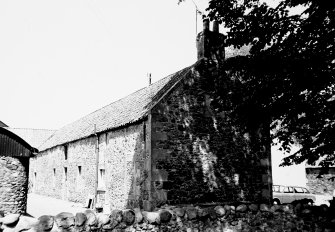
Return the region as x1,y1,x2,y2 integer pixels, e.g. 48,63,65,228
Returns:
270,205,281,212
236,204,248,213
214,205,226,217
96,213,110,227
158,210,172,223
133,208,143,224
54,212,75,229
74,213,87,227
249,204,259,212
108,209,123,229
207,207,217,219
142,211,160,224
280,205,292,213
301,209,312,215
84,210,97,226
110,210,122,224
197,207,209,218
122,210,135,225
294,203,303,214
173,208,185,217
224,205,231,215
0,214,20,226
165,209,176,221
38,215,54,231
260,204,270,212
185,207,197,220
14,216,38,232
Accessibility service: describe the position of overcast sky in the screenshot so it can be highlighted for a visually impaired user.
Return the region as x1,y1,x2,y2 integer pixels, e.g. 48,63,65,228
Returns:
1,0,213,129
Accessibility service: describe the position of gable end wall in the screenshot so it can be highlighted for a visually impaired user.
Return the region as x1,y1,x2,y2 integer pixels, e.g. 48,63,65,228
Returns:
150,64,272,207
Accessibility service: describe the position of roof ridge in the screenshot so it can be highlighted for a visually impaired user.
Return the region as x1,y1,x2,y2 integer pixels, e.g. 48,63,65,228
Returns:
55,70,182,132
8,127,56,131
38,63,198,151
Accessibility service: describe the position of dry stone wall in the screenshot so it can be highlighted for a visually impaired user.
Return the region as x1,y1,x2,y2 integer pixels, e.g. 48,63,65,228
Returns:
0,156,29,214
1,202,335,232
150,63,272,208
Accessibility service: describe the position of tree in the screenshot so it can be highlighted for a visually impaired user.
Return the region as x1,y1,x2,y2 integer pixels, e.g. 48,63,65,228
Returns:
181,0,335,169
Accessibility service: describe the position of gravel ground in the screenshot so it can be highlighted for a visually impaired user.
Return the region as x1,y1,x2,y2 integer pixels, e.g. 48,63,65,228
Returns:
26,193,87,218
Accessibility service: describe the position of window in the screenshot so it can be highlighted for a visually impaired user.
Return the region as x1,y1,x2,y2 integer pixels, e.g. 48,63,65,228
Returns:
143,123,146,142
98,169,105,190
64,145,68,160
294,187,304,193
64,167,68,181
273,185,280,192
76,166,82,190
33,172,37,191
78,166,82,176
284,187,293,193
105,133,109,145
303,188,310,193
53,168,56,187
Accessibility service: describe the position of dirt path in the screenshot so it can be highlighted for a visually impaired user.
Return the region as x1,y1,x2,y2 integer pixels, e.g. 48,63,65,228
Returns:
27,193,87,218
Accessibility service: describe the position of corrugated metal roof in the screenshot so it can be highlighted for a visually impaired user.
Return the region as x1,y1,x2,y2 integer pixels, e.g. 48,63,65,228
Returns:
6,128,55,149
0,121,8,127
39,65,194,151
0,127,37,157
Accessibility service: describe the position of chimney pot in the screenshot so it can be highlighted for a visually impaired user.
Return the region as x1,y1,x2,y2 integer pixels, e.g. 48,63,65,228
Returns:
203,18,210,31
196,19,225,63
213,21,219,33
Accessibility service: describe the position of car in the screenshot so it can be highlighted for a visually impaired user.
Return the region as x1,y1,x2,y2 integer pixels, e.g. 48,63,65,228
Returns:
272,185,316,205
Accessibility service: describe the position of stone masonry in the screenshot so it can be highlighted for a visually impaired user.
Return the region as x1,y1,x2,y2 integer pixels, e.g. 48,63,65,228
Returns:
150,61,272,207
0,156,29,214
306,168,335,195
30,122,150,211
1,201,335,232
29,20,272,211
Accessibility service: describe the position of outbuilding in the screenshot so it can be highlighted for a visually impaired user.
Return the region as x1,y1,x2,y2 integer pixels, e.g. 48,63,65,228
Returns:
0,127,37,214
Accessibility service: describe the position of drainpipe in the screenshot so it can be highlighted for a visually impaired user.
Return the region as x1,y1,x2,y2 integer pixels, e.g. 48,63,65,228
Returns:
94,124,99,210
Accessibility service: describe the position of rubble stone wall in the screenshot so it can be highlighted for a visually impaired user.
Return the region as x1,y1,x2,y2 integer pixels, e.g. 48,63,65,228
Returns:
150,64,272,208
0,156,29,214
1,202,335,232
29,122,149,211
306,168,335,195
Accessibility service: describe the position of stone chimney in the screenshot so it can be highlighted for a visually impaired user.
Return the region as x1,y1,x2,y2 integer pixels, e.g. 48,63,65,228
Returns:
196,19,225,63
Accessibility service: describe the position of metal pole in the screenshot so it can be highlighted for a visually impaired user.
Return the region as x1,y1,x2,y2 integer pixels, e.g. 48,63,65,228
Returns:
196,8,198,36
94,124,99,210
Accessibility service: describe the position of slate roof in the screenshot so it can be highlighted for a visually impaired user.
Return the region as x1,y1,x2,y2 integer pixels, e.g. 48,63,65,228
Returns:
39,65,194,151
37,46,249,152
6,128,56,149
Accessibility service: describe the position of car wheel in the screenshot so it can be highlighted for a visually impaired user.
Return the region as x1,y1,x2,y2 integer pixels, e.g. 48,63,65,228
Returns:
273,199,280,205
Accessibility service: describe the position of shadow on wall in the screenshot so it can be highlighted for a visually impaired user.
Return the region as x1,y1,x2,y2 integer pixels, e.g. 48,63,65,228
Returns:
95,63,271,211
103,122,151,211
147,64,271,208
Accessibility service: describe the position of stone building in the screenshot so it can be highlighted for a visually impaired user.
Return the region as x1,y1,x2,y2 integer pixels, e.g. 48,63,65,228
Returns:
306,161,335,195
0,127,37,214
30,20,272,212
